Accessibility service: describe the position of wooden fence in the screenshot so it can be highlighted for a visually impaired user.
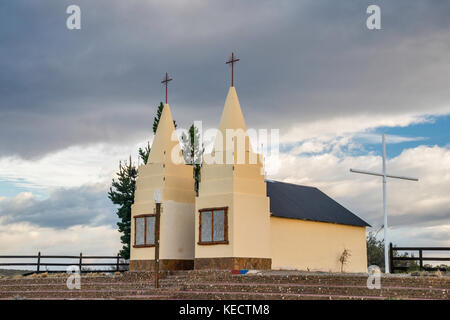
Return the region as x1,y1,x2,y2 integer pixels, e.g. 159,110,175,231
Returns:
0,252,129,274
389,243,450,273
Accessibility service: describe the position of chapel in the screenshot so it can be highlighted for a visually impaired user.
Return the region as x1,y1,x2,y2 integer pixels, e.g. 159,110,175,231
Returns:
130,63,369,273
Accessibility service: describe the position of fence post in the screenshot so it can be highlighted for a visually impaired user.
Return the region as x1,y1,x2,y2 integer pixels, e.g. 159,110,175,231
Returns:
79,252,82,273
419,249,423,270
389,243,394,273
116,253,120,272
37,251,41,274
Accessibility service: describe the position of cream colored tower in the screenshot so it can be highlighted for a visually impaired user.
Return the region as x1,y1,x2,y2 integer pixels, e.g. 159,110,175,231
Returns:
194,87,272,270
130,104,196,270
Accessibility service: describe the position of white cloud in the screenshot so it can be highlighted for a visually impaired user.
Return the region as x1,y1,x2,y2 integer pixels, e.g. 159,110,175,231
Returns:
0,141,151,191
391,224,450,249
279,112,439,145
0,185,116,229
291,140,328,155
0,221,121,256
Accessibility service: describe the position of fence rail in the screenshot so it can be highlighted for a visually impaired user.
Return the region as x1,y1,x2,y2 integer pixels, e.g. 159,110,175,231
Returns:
0,252,129,275
389,243,450,273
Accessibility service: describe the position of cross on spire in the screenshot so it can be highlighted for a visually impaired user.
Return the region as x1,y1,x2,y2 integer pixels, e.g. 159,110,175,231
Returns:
226,52,240,87
161,72,173,104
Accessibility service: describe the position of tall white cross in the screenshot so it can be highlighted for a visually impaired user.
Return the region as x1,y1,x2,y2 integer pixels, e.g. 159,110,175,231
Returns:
350,134,419,273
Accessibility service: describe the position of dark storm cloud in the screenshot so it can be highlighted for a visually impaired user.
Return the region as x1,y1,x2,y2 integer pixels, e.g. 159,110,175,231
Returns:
1,0,450,158
0,184,117,228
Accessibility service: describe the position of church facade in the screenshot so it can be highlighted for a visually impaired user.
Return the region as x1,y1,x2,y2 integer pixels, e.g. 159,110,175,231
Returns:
130,86,369,273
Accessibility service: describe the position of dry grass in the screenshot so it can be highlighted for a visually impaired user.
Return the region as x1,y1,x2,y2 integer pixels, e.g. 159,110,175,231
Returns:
0,269,32,278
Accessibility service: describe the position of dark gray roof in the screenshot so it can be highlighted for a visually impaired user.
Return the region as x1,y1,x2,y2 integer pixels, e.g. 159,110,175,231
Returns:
266,180,370,227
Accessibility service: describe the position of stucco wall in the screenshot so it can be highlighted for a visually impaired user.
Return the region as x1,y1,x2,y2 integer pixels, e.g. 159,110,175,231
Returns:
233,193,271,259
270,216,367,273
160,201,195,260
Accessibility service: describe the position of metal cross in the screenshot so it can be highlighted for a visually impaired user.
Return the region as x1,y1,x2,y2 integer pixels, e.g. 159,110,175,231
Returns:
226,52,240,87
350,134,419,273
161,72,173,104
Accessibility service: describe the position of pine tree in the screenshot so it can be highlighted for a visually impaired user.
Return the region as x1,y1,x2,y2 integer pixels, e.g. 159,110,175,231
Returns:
108,157,137,259
181,124,204,195
138,141,151,165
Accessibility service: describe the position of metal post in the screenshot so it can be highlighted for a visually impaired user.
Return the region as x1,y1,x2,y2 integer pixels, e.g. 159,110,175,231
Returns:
37,251,41,274
389,242,394,273
116,253,120,272
79,252,82,273
154,202,161,288
419,249,423,270
382,134,390,273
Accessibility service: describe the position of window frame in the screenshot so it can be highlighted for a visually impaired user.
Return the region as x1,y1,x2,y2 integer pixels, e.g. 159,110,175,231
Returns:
133,214,156,248
198,207,229,245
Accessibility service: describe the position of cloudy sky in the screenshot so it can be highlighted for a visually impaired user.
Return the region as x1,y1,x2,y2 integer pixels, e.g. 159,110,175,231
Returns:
0,0,449,258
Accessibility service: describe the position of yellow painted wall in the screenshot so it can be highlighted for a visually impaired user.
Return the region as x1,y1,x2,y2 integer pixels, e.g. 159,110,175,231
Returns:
270,216,367,272
233,193,271,258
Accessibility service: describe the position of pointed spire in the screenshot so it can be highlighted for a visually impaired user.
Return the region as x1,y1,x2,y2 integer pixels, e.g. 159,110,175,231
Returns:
217,86,247,134
147,104,182,164
212,87,255,163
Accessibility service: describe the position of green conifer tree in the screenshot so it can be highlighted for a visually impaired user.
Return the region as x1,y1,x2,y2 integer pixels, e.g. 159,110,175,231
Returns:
108,157,137,259
181,124,204,195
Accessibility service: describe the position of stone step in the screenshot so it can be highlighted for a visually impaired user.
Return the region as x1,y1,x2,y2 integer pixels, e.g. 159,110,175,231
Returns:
178,274,450,289
0,289,403,301
179,282,448,300
0,275,126,285
0,284,442,300
115,295,173,300
168,290,417,300
0,288,171,300
157,277,450,291
0,281,156,292
1,271,447,300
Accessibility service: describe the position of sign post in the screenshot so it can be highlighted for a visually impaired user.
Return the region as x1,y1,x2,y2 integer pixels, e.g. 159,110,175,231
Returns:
154,190,162,288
